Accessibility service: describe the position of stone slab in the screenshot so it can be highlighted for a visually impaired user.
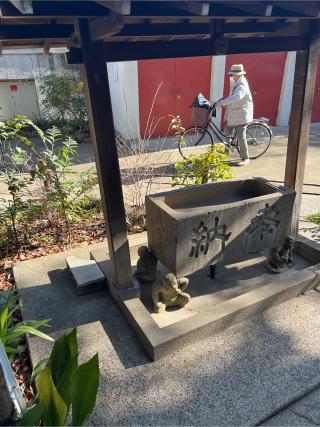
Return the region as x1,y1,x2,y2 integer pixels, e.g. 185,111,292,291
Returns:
91,236,320,361
65,255,105,295
261,409,315,426
17,280,320,426
13,236,320,424
122,267,317,361
289,388,320,424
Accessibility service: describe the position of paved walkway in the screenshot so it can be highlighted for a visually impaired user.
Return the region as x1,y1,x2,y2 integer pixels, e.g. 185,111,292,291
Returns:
13,236,320,426
262,387,320,425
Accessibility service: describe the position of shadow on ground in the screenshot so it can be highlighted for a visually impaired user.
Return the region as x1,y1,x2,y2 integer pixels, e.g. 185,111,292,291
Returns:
14,246,320,425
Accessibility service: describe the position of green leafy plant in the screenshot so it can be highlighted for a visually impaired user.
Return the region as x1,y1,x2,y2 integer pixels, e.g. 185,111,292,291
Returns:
0,115,99,253
305,213,320,226
19,328,99,427
0,289,53,360
40,72,88,134
172,146,232,187
170,116,232,187
0,148,32,249
31,127,81,240
0,115,47,252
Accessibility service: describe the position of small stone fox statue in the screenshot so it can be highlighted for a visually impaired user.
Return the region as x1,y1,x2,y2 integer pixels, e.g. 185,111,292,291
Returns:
266,235,295,274
134,246,158,283
152,273,190,313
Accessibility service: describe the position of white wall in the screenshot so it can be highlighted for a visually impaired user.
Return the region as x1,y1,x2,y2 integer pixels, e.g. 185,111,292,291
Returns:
210,55,226,129
107,61,140,140
276,51,296,126
0,50,76,117
0,51,140,140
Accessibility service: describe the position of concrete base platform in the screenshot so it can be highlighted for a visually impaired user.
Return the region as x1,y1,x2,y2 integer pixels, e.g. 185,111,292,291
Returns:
90,235,320,361
13,239,320,425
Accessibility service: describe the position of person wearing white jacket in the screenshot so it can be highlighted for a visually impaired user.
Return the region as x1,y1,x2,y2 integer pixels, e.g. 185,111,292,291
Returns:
216,64,253,166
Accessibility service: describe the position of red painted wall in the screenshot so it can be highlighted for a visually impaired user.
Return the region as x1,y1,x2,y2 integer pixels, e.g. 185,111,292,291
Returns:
138,57,212,138
223,52,287,127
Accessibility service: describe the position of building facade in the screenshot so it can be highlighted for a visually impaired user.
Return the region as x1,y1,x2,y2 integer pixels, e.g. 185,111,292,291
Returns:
0,49,319,139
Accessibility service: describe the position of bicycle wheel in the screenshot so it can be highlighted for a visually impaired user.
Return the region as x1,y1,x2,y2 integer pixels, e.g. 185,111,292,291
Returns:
179,126,214,159
237,122,272,160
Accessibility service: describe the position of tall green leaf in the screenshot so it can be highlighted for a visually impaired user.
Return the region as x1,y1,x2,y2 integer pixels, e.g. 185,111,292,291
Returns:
56,355,78,410
36,363,67,426
16,319,51,330
18,402,44,426
71,354,99,426
6,324,54,343
0,307,8,332
50,328,78,387
31,358,49,382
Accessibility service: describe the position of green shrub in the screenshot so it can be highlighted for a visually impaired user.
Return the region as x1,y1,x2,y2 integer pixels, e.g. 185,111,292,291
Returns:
305,213,320,226
19,328,99,427
40,72,88,134
0,116,99,252
172,145,232,187
170,116,232,187
30,127,98,240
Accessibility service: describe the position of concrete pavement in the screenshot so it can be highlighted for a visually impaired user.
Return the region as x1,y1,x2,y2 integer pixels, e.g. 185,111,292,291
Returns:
13,236,320,426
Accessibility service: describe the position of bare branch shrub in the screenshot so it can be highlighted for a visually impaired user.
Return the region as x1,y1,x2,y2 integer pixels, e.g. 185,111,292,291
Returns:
116,83,179,224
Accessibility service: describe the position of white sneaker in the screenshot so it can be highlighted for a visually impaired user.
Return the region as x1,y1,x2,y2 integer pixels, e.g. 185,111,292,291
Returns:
238,158,250,166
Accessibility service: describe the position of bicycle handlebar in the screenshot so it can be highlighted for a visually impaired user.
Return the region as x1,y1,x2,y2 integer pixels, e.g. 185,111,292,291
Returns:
189,96,224,110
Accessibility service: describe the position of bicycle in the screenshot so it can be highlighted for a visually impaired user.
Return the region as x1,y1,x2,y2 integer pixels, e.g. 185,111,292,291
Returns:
179,94,272,160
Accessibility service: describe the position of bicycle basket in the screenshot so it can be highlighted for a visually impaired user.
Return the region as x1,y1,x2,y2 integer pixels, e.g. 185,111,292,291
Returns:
191,107,210,126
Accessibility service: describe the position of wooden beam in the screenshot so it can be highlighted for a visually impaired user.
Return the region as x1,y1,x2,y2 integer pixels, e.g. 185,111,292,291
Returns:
66,47,83,64
89,12,124,41
169,1,209,16
0,1,21,17
275,4,320,18
112,21,284,38
9,0,33,14
0,24,74,40
43,39,50,54
265,5,273,17
284,33,320,235
215,2,271,17
103,35,307,61
96,1,131,15
206,3,317,19
78,18,133,291
28,1,110,18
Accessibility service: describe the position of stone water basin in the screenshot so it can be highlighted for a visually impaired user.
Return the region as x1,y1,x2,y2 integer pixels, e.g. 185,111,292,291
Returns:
146,178,296,277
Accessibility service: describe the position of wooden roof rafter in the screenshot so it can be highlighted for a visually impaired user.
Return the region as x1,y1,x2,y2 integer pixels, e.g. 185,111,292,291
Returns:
0,1,318,53
9,0,33,14
2,1,320,20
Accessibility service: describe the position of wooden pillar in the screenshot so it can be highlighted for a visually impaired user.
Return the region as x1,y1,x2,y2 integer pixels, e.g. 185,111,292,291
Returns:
78,19,132,290
284,33,320,236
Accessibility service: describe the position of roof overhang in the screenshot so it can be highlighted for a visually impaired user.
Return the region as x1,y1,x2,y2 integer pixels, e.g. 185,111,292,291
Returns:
0,1,319,57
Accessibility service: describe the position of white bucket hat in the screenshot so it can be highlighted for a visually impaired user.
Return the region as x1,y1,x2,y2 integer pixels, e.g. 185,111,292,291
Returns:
228,64,246,76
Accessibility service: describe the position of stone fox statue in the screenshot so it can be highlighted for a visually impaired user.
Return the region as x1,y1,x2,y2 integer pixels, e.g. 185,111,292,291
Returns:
134,246,158,283
152,273,190,313
266,235,295,274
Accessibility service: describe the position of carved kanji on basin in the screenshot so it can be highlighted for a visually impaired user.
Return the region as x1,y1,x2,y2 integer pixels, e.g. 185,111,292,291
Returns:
146,178,296,277
246,203,281,241
189,219,231,258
